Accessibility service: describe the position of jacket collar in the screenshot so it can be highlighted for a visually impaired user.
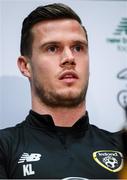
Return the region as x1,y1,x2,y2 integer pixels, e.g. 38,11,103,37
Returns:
25,110,89,135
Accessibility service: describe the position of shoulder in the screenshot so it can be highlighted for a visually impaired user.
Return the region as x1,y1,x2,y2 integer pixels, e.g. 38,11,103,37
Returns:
0,120,25,134
89,123,122,138
0,121,26,147
89,124,123,148
90,124,121,135
0,122,26,168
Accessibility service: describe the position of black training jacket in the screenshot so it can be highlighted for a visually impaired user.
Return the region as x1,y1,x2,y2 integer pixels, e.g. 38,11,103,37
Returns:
0,110,124,179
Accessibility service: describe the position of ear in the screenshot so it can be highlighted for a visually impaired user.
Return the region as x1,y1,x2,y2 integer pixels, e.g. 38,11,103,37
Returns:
17,56,31,78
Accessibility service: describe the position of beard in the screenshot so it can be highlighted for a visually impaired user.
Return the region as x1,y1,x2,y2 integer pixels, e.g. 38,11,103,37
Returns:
33,80,89,108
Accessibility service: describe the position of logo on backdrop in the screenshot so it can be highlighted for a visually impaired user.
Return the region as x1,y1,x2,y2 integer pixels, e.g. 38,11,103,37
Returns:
107,17,127,52
117,68,127,109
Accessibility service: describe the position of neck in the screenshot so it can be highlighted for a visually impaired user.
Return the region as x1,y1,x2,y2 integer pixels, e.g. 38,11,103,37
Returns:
32,99,86,127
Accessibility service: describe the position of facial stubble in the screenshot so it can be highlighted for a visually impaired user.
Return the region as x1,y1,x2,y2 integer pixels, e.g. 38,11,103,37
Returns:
33,78,89,108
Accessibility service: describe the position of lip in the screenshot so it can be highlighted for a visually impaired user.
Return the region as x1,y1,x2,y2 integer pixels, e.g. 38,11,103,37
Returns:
58,71,79,82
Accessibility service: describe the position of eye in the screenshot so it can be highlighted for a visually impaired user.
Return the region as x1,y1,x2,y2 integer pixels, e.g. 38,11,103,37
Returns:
47,45,58,53
72,44,88,53
73,45,82,52
75,45,81,52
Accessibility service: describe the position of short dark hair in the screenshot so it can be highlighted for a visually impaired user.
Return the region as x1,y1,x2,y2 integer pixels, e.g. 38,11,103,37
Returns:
20,3,88,57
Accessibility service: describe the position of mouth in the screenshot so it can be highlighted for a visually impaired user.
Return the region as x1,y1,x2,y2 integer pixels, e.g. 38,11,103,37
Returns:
58,71,79,84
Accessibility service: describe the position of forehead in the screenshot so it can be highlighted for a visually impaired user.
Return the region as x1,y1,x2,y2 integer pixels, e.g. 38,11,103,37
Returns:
31,19,87,43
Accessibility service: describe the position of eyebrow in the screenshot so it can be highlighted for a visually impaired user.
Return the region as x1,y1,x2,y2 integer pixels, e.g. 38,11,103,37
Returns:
72,40,88,47
39,41,61,49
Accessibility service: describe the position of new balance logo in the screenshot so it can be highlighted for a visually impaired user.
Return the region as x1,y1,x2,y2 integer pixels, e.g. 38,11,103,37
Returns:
18,153,41,163
18,153,41,176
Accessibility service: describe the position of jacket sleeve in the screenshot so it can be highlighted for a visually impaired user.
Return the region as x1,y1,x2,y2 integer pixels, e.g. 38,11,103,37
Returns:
0,135,8,178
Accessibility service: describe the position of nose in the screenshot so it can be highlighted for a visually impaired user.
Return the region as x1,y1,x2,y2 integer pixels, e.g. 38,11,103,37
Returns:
60,48,76,68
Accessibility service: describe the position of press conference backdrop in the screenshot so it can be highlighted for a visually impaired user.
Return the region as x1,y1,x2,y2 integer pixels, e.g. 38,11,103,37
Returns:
0,0,127,131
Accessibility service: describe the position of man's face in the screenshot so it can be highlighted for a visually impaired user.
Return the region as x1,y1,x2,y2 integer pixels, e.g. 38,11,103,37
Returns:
29,19,89,107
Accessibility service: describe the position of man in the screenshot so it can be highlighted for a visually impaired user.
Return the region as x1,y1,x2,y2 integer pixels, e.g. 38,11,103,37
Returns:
0,3,124,179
